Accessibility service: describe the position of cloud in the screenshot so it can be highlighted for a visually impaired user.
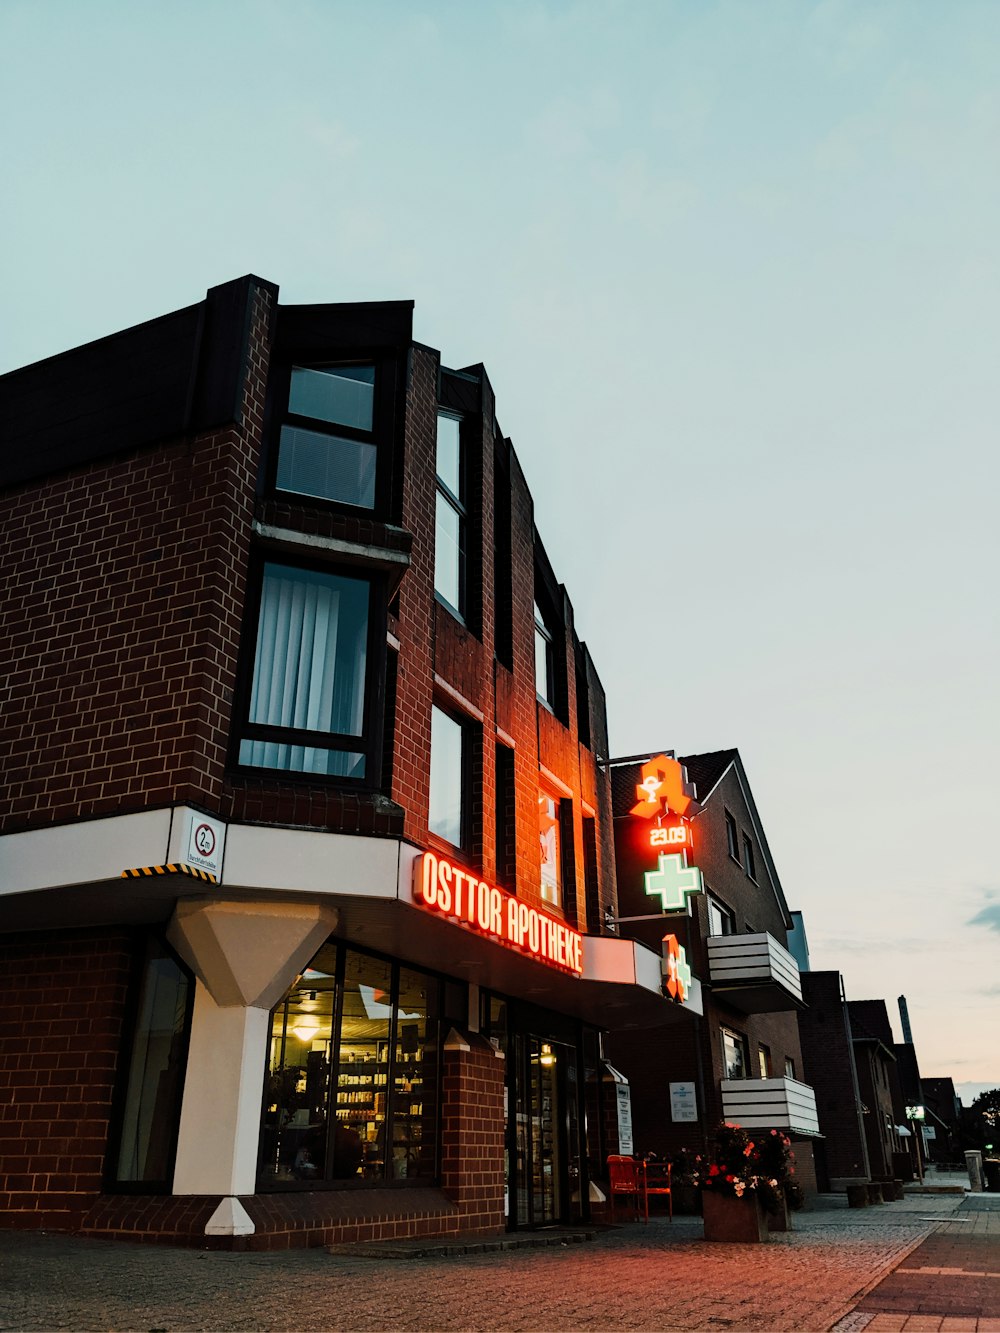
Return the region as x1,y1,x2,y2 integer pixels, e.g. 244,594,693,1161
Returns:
816,934,939,956
969,900,1000,933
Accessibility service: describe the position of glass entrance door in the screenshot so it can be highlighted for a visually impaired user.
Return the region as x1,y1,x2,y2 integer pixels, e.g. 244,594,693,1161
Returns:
513,1035,576,1227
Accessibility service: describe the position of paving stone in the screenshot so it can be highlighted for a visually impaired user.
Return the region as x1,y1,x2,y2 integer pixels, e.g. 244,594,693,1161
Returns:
0,1194,989,1332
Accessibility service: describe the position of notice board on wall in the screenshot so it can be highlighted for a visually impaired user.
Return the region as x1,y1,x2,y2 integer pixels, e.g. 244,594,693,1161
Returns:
669,1081,698,1122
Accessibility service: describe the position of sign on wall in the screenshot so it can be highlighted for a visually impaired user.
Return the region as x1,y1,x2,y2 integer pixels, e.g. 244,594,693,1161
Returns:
616,1083,634,1155
413,851,584,976
184,812,226,880
670,1081,698,1123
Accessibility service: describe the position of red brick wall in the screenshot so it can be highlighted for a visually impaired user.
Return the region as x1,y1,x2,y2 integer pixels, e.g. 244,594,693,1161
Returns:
439,1035,505,1234
0,928,134,1231
0,285,274,837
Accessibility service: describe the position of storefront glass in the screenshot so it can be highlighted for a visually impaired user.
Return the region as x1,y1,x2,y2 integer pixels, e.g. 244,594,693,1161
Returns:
111,938,191,1187
259,941,441,1188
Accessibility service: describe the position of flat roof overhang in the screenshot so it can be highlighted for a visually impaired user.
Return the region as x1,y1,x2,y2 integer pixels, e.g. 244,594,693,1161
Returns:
0,814,685,1031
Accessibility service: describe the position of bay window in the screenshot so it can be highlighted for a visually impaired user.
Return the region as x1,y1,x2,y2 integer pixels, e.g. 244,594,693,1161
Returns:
237,559,377,779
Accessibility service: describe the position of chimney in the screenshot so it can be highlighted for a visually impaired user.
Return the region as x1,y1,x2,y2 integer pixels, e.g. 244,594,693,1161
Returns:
898,994,914,1045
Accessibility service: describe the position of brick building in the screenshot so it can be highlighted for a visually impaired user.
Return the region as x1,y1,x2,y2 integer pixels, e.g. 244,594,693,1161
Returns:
846,1001,913,1181
606,749,820,1193
796,971,871,1191
0,275,672,1248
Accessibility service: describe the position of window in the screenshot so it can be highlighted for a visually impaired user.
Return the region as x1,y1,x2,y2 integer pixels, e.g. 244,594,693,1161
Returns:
758,1044,772,1079
721,1027,748,1081
539,790,561,906
534,601,555,706
238,561,372,778
260,942,442,1188
784,1056,796,1080
109,938,191,1188
742,833,757,881
724,809,740,862
429,705,468,847
708,895,737,937
276,364,377,509
435,412,466,618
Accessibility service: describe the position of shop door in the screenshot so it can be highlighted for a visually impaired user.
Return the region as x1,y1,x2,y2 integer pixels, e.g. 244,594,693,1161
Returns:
512,1036,578,1228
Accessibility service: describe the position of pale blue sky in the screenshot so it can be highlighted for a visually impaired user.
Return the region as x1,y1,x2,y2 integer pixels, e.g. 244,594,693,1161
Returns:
2,0,998,1099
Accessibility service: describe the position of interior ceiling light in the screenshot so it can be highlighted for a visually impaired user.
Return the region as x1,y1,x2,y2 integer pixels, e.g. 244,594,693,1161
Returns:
293,1015,320,1042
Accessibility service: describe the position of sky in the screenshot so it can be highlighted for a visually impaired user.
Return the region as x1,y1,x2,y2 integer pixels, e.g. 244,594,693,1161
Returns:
2,0,997,1103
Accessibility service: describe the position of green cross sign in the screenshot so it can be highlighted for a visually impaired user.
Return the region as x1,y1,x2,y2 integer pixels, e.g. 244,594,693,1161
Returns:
644,853,704,913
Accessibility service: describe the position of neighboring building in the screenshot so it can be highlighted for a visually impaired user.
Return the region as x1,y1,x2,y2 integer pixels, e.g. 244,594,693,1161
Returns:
796,971,870,1191
922,1077,964,1163
606,748,820,1193
845,1001,907,1182
0,276,673,1248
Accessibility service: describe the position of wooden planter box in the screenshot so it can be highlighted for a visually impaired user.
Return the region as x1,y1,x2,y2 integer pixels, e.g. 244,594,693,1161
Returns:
702,1189,769,1243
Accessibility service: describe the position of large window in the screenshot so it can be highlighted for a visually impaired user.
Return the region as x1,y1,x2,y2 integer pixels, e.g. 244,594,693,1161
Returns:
435,412,466,618
428,705,468,847
238,561,372,778
109,938,191,1188
276,364,377,509
539,790,561,906
260,943,442,1188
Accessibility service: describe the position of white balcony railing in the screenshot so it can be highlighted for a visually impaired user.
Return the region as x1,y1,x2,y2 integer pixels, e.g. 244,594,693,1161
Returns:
707,931,803,1011
721,1076,821,1136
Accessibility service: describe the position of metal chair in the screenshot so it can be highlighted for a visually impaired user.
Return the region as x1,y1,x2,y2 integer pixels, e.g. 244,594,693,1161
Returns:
606,1155,644,1223
642,1159,673,1220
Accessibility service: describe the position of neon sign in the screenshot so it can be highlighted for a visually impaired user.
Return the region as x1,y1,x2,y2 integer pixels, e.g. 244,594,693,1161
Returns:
630,754,697,820
644,852,704,912
662,933,692,1003
413,851,583,976
649,819,692,852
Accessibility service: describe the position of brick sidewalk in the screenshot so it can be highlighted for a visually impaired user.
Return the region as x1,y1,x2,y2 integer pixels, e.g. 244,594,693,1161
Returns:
0,1194,984,1332
830,1196,1000,1333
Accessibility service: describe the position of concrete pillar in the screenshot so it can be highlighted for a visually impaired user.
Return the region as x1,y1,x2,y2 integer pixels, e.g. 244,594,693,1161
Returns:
167,898,337,1223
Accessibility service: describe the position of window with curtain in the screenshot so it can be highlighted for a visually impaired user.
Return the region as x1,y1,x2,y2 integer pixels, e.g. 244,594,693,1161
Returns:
238,561,371,778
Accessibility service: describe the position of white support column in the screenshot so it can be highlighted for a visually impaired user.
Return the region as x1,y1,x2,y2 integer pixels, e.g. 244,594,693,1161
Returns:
167,898,337,1229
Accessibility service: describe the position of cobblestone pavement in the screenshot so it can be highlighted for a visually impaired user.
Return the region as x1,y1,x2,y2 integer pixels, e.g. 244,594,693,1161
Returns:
0,1195,986,1333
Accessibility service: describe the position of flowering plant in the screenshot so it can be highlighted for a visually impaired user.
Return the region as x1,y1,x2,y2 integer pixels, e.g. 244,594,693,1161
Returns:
694,1123,803,1214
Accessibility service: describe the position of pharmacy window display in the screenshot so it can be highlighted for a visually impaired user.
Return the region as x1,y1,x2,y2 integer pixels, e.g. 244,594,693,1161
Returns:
259,942,442,1188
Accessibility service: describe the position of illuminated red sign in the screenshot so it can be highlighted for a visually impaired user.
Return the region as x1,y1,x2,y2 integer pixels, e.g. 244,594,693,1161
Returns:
630,754,697,820
413,851,583,976
648,819,692,852
662,933,692,1003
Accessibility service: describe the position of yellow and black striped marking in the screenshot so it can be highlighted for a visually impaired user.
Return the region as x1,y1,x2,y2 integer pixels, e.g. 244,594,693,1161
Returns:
120,863,217,884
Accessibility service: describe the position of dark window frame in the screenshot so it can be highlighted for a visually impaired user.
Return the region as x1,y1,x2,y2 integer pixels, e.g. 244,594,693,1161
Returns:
708,894,737,937
742,832,757,882
229,549,388,789
257,940,454,1193
724,809,740,863
261,355,398,518
721,1025,749,1082
104,931,195,1195
428,700,475,855
434,409,468,624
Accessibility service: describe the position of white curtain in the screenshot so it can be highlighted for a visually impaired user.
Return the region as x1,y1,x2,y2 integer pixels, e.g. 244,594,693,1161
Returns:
245,566,347,773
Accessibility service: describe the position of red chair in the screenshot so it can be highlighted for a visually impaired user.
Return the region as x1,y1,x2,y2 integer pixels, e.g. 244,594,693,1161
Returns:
607,1155,644,1223
642,1159,673,1220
